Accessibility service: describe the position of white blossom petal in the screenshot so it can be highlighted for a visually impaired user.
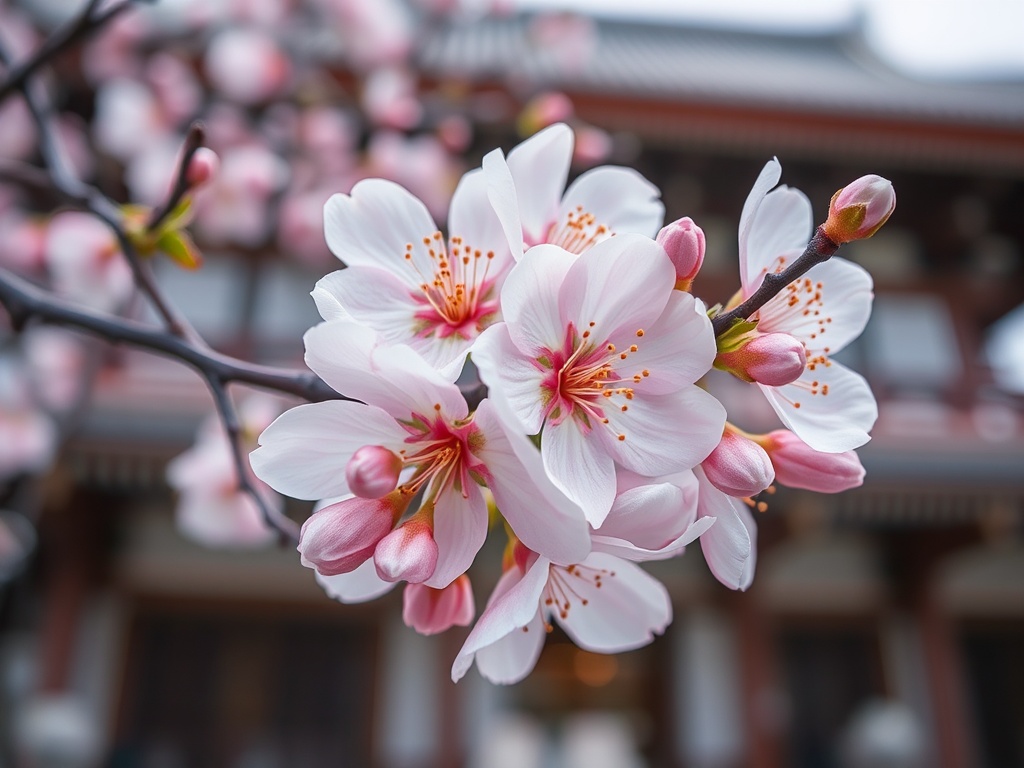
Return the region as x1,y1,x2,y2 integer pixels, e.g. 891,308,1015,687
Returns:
738,158,782,289
317,558,397,603
543,417,617,527
425,483,488,589
559,165,663,240
481,148,524,262
695,467,756,591
249,401,407,500
742,186,813,293
600,387,726,477
471,324,548,435
500,244,578,355
759,360,877,453
323,178,437,285
506,123,572,244
452,556,551,683
625,291,717,395
310,270,356,322
474,399,590,565
556,553,672,653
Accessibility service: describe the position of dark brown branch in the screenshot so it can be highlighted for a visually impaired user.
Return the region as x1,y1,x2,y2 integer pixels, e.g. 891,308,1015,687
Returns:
711,226,840,337
0,0,139,103
208,380,300,544
0,267,342,402
147,122,205,231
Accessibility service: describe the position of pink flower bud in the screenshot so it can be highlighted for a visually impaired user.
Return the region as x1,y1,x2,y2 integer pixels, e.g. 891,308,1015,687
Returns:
760,430,864,493
374,517,438,584
656,216,705,289
185,148,219,189
402,575,475,636
716,332,806,387
297,492,407,576
346,445,403,498
702,430,774,497
822,174,896,244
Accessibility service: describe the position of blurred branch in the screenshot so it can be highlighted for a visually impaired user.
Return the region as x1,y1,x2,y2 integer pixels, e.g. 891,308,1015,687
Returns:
711,226,840,337
147,122,205,232
208,382,300,544
0,0,139,103
0,267,343,403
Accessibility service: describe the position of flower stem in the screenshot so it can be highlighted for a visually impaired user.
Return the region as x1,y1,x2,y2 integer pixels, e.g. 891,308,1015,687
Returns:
711,226,840,337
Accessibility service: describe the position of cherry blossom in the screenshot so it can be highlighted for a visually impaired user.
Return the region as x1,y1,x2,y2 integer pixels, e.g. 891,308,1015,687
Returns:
44,212,134,314
472,234,726,525
250,321,590,588
166,398,282,549
481,122,664,260
736,159,877,453
315,167,511,377
451,543,672,685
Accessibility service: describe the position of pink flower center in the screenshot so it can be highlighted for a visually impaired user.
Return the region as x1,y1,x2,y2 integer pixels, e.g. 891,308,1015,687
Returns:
404,231,499,340
396,405,488,502
539,323,650,440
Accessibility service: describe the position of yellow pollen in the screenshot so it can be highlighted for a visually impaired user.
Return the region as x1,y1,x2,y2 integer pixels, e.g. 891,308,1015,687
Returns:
629,344,638,352
617,434,626,441
636,329,644,337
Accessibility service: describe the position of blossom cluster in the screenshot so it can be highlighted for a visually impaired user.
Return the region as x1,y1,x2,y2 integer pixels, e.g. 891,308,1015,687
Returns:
249,123,894,684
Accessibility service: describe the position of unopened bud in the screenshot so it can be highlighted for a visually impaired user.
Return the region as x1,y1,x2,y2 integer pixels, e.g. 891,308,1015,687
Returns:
185,147,219,189
822,174,895,244
702,430,774,497
656,216,705,290
297,492,407,576
374,517,438,584
760,430,864,493
716,332,806,387
402,575,475,636
346,445,403,499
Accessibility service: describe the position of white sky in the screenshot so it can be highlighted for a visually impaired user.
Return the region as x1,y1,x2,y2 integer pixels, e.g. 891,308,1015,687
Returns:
514,0,1024,79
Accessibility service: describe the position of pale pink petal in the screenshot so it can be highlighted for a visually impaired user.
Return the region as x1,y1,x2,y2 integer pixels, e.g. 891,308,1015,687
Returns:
738,158,782,289
249,401,407,500
543,417,617,527
425,483,488,589
506,123,573,244
448,167,514,269
316,558,397,603
592,516,716,562
695,467,755,591
742,186,813,294
595,482,691,551
474,399,590,565
481,148,524,261
312,266,473,376
474,607,546,685
560,233,673,346
625,291,717,394
759,361,877,453
600,387,726,477
471,325,547,435
323,179,437,283
559,165,663,240
303,321,467,417
500,244,577,354
759,257,873,354
175,491,276,549
452,557,551,683
310,270,364,321
556,553,672,653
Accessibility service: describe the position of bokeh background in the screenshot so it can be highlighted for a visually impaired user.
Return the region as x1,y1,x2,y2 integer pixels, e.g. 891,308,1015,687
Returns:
1,0,1024,766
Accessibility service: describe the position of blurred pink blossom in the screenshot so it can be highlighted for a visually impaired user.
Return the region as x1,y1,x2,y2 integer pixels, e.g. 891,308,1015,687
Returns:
93,79,171,162
0,99,37,162
0,359,57,481
0,213,47,274
193,144,290,247
528,13,597,75
22,328,87,413
366,131,461,220
44,212,134,313
205,28,291,105
362,67,423,130
145,52,203,124
318,0,413,71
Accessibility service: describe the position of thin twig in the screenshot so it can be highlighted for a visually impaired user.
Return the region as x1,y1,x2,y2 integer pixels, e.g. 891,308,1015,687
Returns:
711,226,840,337
0,267,342,402
207,380,300,543
0,0,138,103
147,122,205,232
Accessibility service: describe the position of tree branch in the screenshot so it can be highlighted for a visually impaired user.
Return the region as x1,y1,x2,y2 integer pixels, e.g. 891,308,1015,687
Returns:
711,226,840,337
0,0,139,103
